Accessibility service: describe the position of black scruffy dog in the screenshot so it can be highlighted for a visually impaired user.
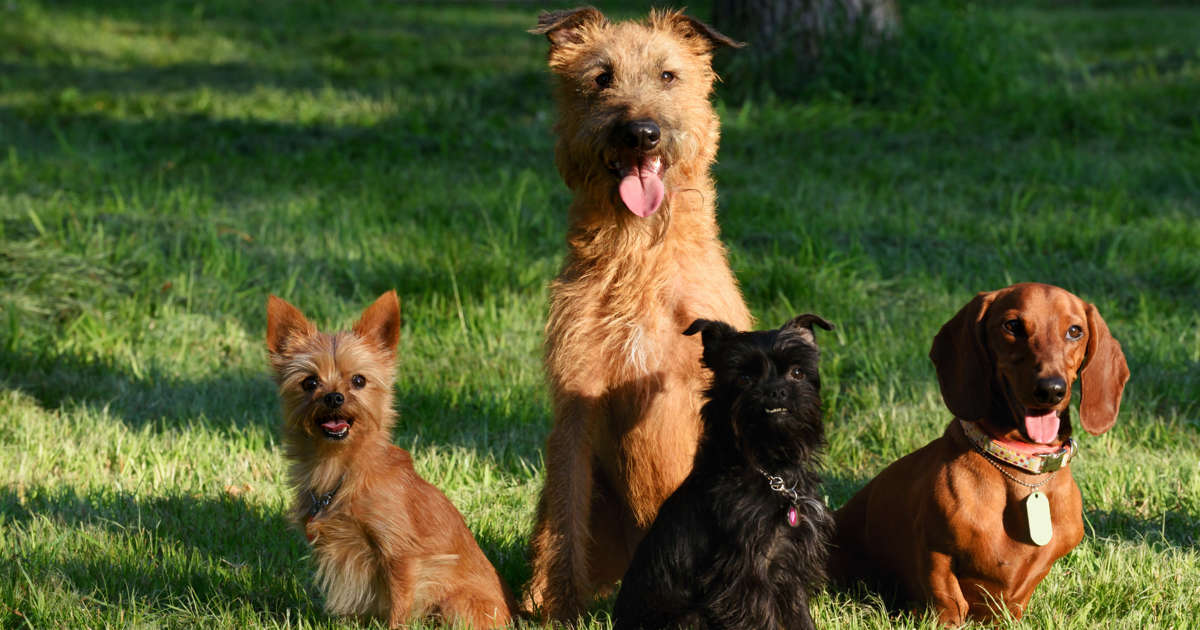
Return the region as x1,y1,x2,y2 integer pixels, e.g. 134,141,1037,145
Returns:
612,315,836,630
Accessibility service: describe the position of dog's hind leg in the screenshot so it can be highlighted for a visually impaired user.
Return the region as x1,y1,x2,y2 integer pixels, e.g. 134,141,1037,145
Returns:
527,398,601,621
584,470,639,597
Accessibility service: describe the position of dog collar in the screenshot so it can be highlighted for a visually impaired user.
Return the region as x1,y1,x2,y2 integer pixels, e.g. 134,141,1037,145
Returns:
758,469,803,527
305,475,345,522
959,419,1076,474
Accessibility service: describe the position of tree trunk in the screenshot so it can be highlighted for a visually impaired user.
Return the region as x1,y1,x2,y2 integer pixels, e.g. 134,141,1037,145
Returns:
712,0,900,71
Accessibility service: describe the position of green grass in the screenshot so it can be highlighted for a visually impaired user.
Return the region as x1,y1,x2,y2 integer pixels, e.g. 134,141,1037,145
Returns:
1,0,1197,627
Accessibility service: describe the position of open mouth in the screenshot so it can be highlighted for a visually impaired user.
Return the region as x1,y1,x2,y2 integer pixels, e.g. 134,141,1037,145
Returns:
765,407,788,415
1002,380,1062,444
605,151,666,218
316,416,353,440
1017,406,1061,445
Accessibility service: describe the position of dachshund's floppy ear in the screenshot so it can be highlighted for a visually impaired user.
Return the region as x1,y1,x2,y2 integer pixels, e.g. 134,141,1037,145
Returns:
1078,301,1130,436
930,290,999,422
782,313,834,347
684,318,739,368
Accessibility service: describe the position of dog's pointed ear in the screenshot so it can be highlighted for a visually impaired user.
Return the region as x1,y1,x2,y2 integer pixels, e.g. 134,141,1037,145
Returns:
1078,301,1129,436
930,290,999,422
353,290,402,357
659,9,745,51
530,6,606,60
266,295,316,356
684,318,738,367
782,314,834,346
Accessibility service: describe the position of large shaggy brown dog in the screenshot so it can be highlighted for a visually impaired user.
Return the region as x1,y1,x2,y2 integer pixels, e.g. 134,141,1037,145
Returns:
525,6,752,622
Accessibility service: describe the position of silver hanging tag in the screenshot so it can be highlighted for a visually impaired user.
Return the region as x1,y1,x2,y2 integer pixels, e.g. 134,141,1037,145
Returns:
1025,491,1053,546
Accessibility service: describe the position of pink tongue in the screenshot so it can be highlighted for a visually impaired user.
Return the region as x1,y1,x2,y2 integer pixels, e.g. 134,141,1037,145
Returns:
1024,410,1060,444
618,164,665,217
321,420,350,433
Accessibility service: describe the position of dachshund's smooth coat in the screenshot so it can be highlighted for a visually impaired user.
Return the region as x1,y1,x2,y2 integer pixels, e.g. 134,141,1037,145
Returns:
831,282,1130,625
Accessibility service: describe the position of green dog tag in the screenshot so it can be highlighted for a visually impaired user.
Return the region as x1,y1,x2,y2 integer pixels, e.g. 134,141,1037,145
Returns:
1025,491,1053,546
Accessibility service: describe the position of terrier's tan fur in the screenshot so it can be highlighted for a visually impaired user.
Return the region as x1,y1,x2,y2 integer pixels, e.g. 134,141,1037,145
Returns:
267,292,515,628
525,7,752,621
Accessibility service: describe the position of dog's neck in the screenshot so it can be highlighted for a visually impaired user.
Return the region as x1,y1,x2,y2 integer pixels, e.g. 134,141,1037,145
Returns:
958,419,1076,475
304,473,345,521
697,424,822,494
285,430,390,498
564,186,718,265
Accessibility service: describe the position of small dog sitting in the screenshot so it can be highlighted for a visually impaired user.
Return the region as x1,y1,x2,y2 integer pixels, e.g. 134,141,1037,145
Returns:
830,282,1130,625
266,291,515,628
612,315,836,630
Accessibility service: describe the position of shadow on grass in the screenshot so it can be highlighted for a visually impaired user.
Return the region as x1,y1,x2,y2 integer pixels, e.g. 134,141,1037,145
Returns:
0,481,537,623
0,484,321,621
0,347,551,468
1086,508,1197,550
0,101,552,200
0,348,278,431
0,67,564,335
393,382,548,466
821,471,875,513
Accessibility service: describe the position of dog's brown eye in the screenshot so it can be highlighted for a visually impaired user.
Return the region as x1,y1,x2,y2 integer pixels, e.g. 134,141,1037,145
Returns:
1067,325,1083,341
351,374,366,389
1002,319,1026,337
596,70,613,89
789,366,805,380
737,374,753,388
660,70,675,84
301,376,319,391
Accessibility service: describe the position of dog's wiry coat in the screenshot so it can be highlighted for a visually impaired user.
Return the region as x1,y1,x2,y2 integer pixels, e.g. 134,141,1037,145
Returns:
613,316,835,630
526,7,752,621
267,292,515,628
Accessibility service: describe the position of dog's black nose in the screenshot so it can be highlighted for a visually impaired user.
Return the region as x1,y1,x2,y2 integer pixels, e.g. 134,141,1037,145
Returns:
1033,377,1066,404
324,392,345,408
765,386,788,402
622,119,660,151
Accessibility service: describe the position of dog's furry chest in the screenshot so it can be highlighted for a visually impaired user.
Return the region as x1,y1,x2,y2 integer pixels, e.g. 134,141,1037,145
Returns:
547,213,749,386
724,490,830,569
588,311,667,376
307,512,391,617
307,509,456,621
547,273,689,380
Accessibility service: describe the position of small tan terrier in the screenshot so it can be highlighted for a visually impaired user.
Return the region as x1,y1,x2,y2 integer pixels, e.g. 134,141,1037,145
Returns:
526,7,752,621
266,291,515,628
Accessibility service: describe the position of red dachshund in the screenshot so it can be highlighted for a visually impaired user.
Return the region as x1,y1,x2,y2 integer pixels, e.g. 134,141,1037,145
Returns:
831,283,1130,624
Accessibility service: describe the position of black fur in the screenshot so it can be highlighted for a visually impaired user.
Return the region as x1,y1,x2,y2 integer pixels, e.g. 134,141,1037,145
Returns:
612,315,836,630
